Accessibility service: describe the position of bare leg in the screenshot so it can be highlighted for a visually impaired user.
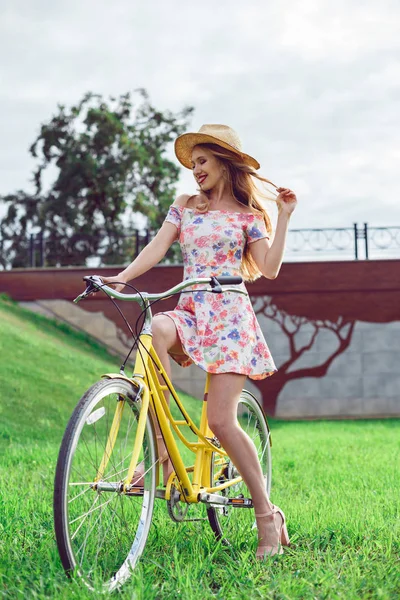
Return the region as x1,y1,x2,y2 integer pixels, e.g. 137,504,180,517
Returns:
207,372,286,556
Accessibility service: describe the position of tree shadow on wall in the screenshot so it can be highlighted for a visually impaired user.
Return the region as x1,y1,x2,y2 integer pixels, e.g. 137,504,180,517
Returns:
251,296,356,416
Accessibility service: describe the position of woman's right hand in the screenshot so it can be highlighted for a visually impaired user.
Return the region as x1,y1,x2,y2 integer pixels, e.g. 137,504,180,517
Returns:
100,274,128,294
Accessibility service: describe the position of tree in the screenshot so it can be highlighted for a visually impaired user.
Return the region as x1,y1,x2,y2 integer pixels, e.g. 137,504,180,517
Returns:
251,295,356,415
0,90,193,268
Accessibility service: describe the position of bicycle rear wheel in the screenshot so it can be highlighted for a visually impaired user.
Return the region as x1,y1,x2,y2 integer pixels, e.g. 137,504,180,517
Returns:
54,378,157,592
207,390,271,543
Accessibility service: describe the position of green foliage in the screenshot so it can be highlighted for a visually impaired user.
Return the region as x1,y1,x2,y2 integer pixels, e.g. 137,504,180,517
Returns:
0,292,13,302
0,90,192,268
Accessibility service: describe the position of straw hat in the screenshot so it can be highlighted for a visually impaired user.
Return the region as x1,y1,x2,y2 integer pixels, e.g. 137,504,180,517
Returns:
174,124,260,170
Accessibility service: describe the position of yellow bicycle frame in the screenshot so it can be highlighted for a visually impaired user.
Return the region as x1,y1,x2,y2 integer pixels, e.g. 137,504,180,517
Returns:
100,332,243,503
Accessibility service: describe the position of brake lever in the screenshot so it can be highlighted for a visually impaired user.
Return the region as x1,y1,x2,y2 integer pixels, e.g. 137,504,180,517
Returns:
210,276,222,293
73,275,104,303
210,286,248,296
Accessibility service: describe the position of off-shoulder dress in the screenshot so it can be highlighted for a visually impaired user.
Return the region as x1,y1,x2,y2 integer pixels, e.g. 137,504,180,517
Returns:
158,205,277,381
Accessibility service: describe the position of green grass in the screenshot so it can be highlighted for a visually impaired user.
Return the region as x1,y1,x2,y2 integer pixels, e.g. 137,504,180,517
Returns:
0,296,399,599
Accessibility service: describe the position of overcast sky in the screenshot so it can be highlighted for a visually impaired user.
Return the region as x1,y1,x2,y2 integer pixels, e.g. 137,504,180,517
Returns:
1,0,399,230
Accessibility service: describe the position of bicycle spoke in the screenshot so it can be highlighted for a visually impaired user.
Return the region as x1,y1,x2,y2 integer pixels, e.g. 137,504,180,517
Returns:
70,492,118,527
68,485,94,503
70,494,101,540
54,379,156,590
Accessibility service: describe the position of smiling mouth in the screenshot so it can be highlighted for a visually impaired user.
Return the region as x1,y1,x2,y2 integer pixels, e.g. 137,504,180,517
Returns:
197,175,207,184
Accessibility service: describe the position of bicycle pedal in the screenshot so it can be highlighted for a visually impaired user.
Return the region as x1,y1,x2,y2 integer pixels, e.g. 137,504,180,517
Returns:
125,487,144,496
227,497,253,508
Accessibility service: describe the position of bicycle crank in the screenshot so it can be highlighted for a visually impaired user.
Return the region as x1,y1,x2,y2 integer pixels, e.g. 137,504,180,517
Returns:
166,483,189,522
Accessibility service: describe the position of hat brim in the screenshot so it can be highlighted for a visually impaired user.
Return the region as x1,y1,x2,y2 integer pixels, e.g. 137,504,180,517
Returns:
174,133,260,171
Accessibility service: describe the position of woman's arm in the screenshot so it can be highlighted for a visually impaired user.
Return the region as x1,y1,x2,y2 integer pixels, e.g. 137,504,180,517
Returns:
249,188,297,280
116,222,178,281
102,195,189,291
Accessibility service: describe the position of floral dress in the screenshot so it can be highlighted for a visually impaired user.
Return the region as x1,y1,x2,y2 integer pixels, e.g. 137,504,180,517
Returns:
158,205,277,380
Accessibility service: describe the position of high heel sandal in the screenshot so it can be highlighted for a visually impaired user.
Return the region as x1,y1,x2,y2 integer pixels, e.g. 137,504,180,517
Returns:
255,505,290,559
130,435,172,488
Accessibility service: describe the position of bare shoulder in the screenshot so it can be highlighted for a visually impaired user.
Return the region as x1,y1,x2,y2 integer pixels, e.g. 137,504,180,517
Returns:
172,194,191,208
186,194,204,208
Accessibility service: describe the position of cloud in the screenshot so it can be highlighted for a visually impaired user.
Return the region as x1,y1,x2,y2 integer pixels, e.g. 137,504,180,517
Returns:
0,0,399,231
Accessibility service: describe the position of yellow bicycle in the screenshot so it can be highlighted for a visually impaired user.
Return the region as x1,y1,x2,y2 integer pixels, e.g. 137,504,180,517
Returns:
53,275,272,592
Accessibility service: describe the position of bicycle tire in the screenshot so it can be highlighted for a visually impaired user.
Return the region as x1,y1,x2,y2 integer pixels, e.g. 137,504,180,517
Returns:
54,378,157,592
207,389,272,543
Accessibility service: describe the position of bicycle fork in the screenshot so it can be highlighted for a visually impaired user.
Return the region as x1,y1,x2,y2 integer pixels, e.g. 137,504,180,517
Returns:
93,379,151,492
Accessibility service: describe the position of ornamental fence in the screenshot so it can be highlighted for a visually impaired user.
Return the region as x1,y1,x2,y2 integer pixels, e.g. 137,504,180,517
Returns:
1,223,399,269
286,224,400,262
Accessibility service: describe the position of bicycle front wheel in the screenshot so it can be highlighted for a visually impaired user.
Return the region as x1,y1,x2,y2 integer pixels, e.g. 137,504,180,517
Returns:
54,378,157,592
207,389,272,544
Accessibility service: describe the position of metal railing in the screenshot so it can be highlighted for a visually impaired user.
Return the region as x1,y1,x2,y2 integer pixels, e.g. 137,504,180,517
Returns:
1,223,400,269
26,230,150,269
285,224,400,261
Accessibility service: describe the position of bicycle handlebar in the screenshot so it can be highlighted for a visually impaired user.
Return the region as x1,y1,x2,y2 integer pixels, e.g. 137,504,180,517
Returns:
73,274,246,304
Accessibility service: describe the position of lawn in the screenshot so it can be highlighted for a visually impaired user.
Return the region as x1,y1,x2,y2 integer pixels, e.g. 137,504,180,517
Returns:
0,297,399,599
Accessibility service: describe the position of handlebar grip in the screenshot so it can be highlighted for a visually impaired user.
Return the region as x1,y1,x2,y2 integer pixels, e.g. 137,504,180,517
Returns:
214,276,242,285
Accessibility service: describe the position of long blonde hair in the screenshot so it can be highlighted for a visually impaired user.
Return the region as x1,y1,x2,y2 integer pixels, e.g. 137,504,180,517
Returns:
193,143,278,282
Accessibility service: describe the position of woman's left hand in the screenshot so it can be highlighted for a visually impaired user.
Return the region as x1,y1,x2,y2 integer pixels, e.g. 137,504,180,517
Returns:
276,187,297,216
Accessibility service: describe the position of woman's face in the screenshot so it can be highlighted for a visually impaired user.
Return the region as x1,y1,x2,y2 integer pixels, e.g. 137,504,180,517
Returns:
191,146,224,191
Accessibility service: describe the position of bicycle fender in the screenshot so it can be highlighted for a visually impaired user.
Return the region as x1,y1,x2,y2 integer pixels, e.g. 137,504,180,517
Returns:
101,373,143,394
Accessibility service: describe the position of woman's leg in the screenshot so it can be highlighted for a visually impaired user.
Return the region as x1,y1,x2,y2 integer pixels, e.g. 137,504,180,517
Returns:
207,372,285,555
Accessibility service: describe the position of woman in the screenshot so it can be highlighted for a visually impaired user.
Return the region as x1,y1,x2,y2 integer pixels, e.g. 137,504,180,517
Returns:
102,124,297,558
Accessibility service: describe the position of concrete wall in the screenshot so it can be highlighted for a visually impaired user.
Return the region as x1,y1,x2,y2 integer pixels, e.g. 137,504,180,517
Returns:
256,309,400,418
1,260,399,418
